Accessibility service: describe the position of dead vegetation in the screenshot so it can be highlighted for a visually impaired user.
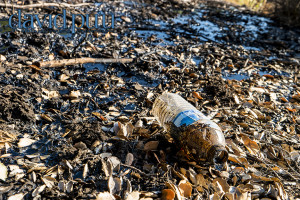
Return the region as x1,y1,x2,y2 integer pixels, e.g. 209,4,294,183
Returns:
0,0,299,199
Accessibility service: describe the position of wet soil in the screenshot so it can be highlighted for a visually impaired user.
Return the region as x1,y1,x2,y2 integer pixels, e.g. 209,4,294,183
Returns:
0,0,299,199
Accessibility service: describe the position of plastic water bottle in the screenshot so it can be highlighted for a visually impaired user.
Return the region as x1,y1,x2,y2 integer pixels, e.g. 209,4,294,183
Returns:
152,92,228,163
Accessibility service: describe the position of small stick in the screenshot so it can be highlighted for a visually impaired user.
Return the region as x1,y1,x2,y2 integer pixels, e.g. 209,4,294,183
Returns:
120,163,149,177
36,57,134,68
3,0,10,15
0,3,92,9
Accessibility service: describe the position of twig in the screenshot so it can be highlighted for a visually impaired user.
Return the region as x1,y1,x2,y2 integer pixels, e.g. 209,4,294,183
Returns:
120,163,149,177
273,145,300,178
3,0,10,15
0,3,92,9
243,58,249,68
139,49,159,61
266,162,298,182
247,152,298,181
36,57,134,68
90,97,100,110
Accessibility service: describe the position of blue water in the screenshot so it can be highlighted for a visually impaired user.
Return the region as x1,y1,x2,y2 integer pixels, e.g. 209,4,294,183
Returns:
222,69,290,81
84,63,107,72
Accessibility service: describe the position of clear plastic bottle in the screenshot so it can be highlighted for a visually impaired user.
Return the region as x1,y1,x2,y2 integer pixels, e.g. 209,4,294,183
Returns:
152,92,228,163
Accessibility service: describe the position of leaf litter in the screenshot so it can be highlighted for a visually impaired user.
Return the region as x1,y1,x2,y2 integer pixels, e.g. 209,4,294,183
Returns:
0,0,299,199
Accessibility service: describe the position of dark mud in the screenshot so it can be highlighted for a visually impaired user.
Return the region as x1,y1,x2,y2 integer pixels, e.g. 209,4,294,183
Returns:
0,86,36,122
0,0,299,199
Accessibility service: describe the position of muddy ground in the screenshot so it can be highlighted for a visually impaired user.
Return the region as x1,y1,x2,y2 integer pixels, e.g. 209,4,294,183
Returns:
0,0,299,199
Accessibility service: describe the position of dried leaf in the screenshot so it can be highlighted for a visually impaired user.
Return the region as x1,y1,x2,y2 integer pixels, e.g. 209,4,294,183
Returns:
58,181,65,192
121,16,132,23
66,181,73,193
107,156,121,172
192,91,203,100
92,112,107,121
96,192,115,200
240,135,260,155
286,107,296,112
171,168,189,182
233,167,245,173
226,139,246,157
28,64,42,71
59,74,69,82
108,176,122,194
250,173,273,182
232,176,238,186
0,54,6,61
178,180,192,197
69,90,81,98
104,32,111,39
275,181,288,200
209,193,221,200
9,165,23,176
101,158,111,177
18,138,36,147
161,189,175,200
126,179,132,193
32,185,46,197
280,97,288,102
8,193,24,200
49,53,55,60
0,184,13,193
165,181,182,200
144,141,159,151
228,154,242,164
41,176,56,188
213,177,229,194
0,162,8,181
41,88,59,99
62,160,73,170
41,113,54,122
191,48,199,53
187,169,197,185
196,174,208,189
233,94,240,104
263,74,274,79
125,191,140,200
135,119,144,128
83,163,89,179
125,153,134,166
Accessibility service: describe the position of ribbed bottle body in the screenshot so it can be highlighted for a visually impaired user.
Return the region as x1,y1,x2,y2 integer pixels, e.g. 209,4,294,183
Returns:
152,92,208,130
152,92,228,163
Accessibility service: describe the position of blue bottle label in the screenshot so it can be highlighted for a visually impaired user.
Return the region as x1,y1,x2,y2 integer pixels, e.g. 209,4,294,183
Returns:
173,110,207,127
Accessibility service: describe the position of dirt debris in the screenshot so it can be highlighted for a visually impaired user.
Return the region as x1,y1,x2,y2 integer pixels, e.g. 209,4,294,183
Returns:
0,86,36,123
0,0,299,199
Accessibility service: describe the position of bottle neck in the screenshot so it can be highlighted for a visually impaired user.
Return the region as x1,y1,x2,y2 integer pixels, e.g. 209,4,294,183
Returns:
207,145,228,163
